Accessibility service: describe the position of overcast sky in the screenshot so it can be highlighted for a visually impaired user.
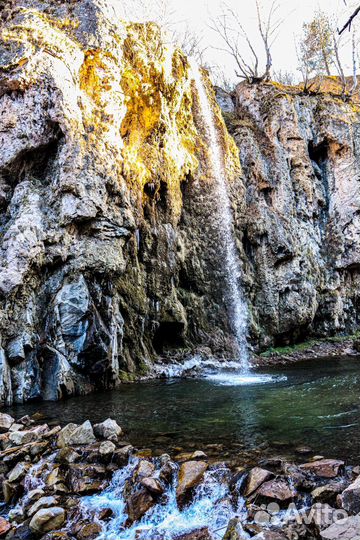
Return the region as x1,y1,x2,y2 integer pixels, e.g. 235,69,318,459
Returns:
117,0,359,82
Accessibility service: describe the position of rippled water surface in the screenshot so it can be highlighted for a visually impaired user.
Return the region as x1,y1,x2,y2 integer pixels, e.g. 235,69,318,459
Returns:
7,357,360,462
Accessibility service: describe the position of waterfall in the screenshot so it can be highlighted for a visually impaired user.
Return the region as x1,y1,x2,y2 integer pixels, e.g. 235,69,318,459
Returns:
190,60,250,372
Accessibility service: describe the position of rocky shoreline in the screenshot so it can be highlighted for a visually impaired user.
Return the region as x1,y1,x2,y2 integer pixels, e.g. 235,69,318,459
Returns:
0,413,359,540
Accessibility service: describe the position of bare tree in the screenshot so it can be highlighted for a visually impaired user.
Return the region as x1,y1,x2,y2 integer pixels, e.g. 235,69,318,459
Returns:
272,70,295,86
173,25,207,64
122,0,175,28
339,4,360,34
333,32,347,97
210,1,282,84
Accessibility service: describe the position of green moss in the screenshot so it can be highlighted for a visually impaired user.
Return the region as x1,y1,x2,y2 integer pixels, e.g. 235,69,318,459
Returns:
260,331,360,357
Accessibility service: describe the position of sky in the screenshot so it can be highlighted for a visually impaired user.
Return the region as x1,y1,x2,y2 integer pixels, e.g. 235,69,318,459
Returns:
117,0,359,83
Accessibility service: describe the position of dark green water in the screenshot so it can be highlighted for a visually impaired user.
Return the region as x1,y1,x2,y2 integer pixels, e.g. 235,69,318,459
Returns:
6,357,360,463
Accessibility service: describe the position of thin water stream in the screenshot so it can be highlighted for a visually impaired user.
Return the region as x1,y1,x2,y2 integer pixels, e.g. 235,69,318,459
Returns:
190,62,249,370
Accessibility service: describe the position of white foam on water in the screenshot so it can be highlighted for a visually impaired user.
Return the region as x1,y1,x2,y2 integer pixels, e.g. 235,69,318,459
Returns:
82,459,246,540
203,372,287,386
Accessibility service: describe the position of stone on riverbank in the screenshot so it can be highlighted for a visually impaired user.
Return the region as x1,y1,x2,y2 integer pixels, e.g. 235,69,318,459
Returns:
340,475,360,515
29,507,65,534
176,461,208,502
300,459,345,478
320,515,360,539
93,419,122,441
0,413,14,432
57,422,96,447
245,467,273,496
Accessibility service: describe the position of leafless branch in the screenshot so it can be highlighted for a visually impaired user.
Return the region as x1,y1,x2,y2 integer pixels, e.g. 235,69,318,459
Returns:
339,4,360,35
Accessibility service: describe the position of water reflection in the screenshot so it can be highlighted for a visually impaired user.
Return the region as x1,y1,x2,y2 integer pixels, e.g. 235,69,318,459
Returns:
6,357,360,462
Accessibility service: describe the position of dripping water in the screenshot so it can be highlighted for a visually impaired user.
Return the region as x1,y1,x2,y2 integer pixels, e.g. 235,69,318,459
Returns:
189,60,249,372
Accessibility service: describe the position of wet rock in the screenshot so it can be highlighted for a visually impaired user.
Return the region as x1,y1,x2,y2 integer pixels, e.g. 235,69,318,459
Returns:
2,479,21,504
222,518,246,539
5,522,34,540
252,532,287,540
0,517,11,537
175,528,212,540
29,441,49,457
135,460,155,480
57,422,95,447
176,461,208,502
320,514,360,539
93,419,122,441
0,413,14,432
340,475,360,515
67,464,107,494
29,507,65,534
112,446,133,466
56,447,80,464
159,459,178,484
140,476,164,495
8,462,29,483
244,467,273,496
28,497,59,518
9,430,38,446
256,478,296,503
126,486,155,523
77,523,102,540
99,441,116,456
312,482,347,504
300,459,345,478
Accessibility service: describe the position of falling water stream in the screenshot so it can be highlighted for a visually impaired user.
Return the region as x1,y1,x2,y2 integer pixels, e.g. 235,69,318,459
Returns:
189,60,250,373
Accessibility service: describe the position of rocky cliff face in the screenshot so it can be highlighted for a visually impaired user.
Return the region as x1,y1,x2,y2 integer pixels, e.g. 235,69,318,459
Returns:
0,0,240,404
225,82,360,349
2,1,360,405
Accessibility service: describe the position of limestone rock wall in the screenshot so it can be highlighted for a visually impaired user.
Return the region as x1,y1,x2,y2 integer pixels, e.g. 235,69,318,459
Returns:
0,0,241,403
227,82,360,349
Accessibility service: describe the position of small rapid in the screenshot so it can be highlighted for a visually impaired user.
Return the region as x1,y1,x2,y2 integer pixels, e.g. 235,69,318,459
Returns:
82,458,246,540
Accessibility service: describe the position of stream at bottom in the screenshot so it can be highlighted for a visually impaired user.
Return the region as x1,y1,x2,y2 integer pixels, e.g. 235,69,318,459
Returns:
4,357,360,540
7,356,360,463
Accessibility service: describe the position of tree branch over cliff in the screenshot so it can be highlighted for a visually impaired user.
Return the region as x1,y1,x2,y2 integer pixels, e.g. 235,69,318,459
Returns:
210,0,282,84
339,4,360,34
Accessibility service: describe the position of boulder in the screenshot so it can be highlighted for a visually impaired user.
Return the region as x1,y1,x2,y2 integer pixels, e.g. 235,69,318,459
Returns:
126,486,155,523
135,460,155,480
57,421,95,447
2,480,20,504
252,532,287,540
140,477,164,495
311,483,347,504
176,461,208,502
341,475,360,515
245,467,273,496
93,419,122,441
67,464,107,494
57,447,80,464
175,529,212,540
0,413,14,432
99,441,116,456
8,462,29,483
9,430,38,446
300,459,345,478
29,507,65,534
0,517,11,537
222,518,246,540
256,479,296,502
77,523,102,540
28,496,59,518
320,515,360,539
